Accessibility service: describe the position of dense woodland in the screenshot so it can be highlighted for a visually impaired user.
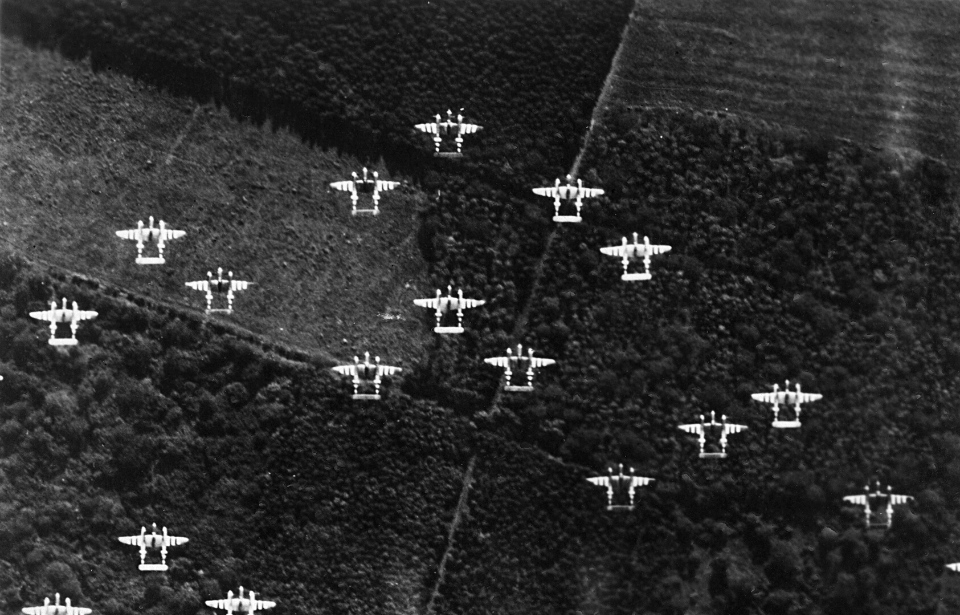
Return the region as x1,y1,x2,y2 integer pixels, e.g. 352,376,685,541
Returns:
3,0,960,613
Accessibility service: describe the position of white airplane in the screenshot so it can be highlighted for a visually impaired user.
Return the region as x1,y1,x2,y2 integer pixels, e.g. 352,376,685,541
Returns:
532,174,605,223
29,297,98,346
185,267,253,314
332,351,402,400
843,483,913,529
330,167,400,216
115,216,186,264
413,285,486,334
751,380,823,428
947,563,960,573
22,594,91,615
586,463,654,511
679,411,747,459
415,108,482,157
118,523,189,571
205,587,276,615
484,344,556,392
599,233,672,281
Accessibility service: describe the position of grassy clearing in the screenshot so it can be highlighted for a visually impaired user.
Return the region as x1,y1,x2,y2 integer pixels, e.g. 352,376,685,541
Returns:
0,37,432,363
603,0,960,167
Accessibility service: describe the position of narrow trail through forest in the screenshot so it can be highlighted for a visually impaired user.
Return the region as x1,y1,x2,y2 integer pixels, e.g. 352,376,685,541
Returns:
420,4,638,611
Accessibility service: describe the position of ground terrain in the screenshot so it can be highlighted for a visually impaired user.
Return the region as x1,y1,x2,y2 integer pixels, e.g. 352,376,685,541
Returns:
0,38,431,364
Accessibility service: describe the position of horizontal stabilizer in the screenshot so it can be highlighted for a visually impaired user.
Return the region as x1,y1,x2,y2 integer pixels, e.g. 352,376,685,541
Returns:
138,564,169,572
504,385,535,393
352,208,379,216
772,420,802,428
352,394,381,401
48,338,78,347
606,505,635,512
552,215,582,223
135,257,166,265
436,152,463,158
699,452,727,459
207,309,233,314
621,272,652,282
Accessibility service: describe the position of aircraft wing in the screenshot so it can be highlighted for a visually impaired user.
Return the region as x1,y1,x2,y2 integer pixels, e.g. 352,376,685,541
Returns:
843,495,868,506
599,244,629,257
377,365,402,377
330,180,355,192
415,122,439,135
723,424,748,435
630,476,655,488
230,281,252,292
413,298,441,309
118,535,144,546
484,357,511,369
186,281,210,292
376,180,400,191
532,187,559,198
529,357,555,369
332,365,359,377
29,309,61,322
890,494,913,505
459,123,482,135
678,424,703,435
586,476,611,488
947,563,960,572
162,229,187,240
75,310,98,321
164,535,190,547
206,599,240,612
797,392,823,404
458,298,485,310
579,187,605,198
647,244,672,256
751,392,784,404
115,229,141,240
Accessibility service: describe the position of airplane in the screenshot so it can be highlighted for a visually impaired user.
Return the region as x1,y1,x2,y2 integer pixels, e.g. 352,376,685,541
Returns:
751,380,823,428
185,267,253,314
599,233,672,281
205,587,276,615
947,563,960,573
22,594,91,615
532,174,605,223
115,216,186,264
842,482,913,529
415,108,482,157
332,351,402,400
484,344,556,392
329,167,400,216
413,285,486,334
29,297,98,346
118,523,189,571
586,463,654,511
679,411,747,459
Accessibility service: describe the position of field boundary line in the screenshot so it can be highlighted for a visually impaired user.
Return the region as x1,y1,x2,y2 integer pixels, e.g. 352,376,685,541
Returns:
423,454,477,615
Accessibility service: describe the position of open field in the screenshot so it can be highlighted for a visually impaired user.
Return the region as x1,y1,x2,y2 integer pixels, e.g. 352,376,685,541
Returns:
603,0,960,167
0,38,431,364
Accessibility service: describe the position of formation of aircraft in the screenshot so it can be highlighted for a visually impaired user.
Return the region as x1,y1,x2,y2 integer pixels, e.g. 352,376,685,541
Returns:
22,595,91,615
599,233,672,281
118,523,189,571
413,285,486,333
29,297,98,346
751,380,823,428
842,483,914,529
330,167,400,215
185,268,253,314
679,411,748,459
332,351,402,400
115,216,186,264
532,175,604,222
484,344,556,392
415,109,482,157
206,587,277,615
586,464,654,511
